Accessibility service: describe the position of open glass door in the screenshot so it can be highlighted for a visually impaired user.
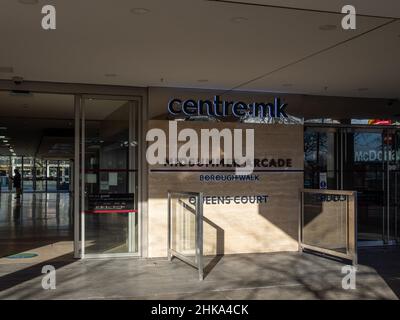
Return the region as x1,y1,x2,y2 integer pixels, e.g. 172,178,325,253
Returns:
80,97,139,258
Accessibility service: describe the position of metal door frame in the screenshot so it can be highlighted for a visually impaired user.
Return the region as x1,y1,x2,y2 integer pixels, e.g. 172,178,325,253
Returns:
305,124,400,247
75,94,143,259
0,83,147,260
384,128,400,245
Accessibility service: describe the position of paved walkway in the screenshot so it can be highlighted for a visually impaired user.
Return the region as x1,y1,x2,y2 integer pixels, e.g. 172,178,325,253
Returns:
0,247,399,299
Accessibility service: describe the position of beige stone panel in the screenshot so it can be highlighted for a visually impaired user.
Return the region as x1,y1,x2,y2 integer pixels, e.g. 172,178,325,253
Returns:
147,121,304,170
147,121,304,257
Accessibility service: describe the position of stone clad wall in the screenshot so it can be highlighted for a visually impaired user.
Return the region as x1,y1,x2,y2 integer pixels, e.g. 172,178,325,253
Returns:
147,120,304,257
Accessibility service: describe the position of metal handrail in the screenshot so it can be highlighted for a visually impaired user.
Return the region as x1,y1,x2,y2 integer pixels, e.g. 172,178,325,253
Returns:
168,190,203,197
301,188,356,196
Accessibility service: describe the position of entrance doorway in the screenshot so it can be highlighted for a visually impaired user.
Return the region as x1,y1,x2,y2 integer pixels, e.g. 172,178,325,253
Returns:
0,91,75,261
0,91,142,262
78,96,140,258
304,125,400,246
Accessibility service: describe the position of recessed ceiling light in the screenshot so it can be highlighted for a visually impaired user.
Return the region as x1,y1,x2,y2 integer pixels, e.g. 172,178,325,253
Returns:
18,0,38,4
319,24,337,31
130,8,150,15
230,17,248,24
197,79,208,83
0,67,13,73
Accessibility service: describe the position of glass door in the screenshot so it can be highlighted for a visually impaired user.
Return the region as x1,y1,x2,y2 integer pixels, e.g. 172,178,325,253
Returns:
35,159,47,192
0,156,12,192
304,127,340,190
80,97,139,258
47,160,59,192
392,170,400,243
58,160,70,192
304,125,400,246
342,129,386,245
22,157,34,192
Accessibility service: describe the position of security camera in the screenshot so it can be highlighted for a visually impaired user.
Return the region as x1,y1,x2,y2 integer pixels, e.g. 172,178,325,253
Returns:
12,76,24,85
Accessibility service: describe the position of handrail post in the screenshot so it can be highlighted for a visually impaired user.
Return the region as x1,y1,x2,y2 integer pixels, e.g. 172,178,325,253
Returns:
197,192,204,281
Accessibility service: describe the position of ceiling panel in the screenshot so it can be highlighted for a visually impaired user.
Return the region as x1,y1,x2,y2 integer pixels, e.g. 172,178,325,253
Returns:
240,20,400,98
0,0,399,99
220,0,400,18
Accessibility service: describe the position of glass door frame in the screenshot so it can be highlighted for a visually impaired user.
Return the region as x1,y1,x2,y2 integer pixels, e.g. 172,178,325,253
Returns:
304,124,400,247
344,126,387,246
384,128,399,245
74,94,144,259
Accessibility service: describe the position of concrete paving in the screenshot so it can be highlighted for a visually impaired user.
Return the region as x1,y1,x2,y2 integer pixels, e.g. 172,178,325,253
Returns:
0,246,399,300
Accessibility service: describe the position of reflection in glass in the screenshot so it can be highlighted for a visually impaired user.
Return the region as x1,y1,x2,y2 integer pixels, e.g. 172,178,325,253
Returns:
170,194,197,261
83,99,138,255
304,129,337,189
0,156,11,192
347,132,385,242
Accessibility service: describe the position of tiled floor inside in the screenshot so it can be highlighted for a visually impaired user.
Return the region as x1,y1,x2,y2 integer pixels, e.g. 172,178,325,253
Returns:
0,192,73,262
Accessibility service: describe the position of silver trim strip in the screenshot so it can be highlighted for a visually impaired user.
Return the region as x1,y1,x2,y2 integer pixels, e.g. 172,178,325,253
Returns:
73,96,81,258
